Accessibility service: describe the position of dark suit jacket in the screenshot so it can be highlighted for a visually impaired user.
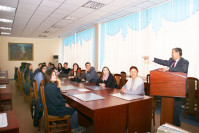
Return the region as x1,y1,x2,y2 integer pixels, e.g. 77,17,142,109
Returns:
154,57,189,74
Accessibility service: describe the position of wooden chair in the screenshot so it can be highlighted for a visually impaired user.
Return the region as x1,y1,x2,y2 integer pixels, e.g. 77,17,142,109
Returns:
114,74,121,89
33,79,42,130
97,71,102,78
28,75,34,109
14,67,18,86
146,74,157,126
120,71,126,88
33,79,39,100
40,83,71,133
17,70,23,91
80,70,85,77
184,77,199,121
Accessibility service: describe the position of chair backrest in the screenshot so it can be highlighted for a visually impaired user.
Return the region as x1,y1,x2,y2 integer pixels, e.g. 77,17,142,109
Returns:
17,69,21,83
22,72,25,83
187,77,199,114
120,71,126,88
33,79,38,100
114,74,122,89
97,71,102,78
80,69,85,77
40,81,49,118
145,74,150,95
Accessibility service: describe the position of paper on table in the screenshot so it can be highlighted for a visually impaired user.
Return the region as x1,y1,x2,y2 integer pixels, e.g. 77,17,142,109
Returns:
157,123,191,133
0,71,6,73
85,85,103,90
73,93,105,102
0,113,8,128
62,85,78,90
77,88,90,92
0,85,6,88
111,93,144,101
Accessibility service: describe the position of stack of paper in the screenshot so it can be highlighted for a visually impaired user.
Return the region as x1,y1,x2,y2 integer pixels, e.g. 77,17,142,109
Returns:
77,89,90,92
0,76,5,78
0,85,6,89
157,123,191,133
111,93,144,100
62,85,78,90
0,113,8,128
73,93,105,102
85,86,103,90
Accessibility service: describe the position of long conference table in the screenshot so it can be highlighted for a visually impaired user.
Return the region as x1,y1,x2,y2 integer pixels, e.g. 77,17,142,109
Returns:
61,79,152,133
0,71,19,133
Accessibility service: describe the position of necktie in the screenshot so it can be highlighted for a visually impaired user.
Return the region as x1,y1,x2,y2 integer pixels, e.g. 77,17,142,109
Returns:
172,61,176,67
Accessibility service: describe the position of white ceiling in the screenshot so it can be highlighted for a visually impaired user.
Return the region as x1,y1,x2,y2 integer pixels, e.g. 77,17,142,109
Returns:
0,0,170,39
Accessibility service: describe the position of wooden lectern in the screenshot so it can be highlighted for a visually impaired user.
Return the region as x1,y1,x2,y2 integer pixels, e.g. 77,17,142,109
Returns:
150,69,187,125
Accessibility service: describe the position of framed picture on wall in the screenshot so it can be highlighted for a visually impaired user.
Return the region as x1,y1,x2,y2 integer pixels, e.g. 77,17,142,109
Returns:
8,43,34,61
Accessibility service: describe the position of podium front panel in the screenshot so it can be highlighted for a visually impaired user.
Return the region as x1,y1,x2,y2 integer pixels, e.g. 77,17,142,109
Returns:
150,70,186,98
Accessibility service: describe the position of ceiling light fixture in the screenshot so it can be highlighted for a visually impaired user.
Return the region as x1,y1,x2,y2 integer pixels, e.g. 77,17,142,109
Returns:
0,27,12,30
51,25,63,29
1,32,11,35
64,16,76,20
82,1,105,9
39,35,47,37
44,31,50,33
0,18,13,23
0,5,16,12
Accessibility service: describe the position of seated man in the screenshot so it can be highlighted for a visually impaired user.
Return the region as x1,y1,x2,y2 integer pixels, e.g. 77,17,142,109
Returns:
62,62,71,75
81,62,99,83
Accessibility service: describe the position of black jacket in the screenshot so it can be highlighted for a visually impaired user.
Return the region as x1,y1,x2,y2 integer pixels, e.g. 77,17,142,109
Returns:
96,74,117,88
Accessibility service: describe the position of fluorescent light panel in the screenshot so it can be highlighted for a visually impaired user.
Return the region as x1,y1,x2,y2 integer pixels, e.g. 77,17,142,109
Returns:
0,18,13,23
0,5,16,12
82,1,105,9
1,32,11,35
0,27,12,30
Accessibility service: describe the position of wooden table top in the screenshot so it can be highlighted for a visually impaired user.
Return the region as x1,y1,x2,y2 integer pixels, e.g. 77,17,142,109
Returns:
61,79,151,110
0,71,8,77
0,110,19,133
0,76,9,85
0,84,12,101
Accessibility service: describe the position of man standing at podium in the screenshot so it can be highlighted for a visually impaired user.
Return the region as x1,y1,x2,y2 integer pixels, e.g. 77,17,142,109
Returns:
143,47,189,127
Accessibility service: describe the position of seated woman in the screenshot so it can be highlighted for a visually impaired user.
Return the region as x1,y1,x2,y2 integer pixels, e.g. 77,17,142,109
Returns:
96,67,117,88
120,66,145,95
57,63,63,73
24,63,33,87
68,63,81,79
35,65,47,91
44,69,79,129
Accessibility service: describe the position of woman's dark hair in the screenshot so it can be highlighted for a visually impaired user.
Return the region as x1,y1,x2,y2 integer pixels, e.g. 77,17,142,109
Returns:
129,66,138,73
73,63,79,69
24,63,32,78
39,64,47,74
58,63,62,68
44,69,54,85
101,66,111,78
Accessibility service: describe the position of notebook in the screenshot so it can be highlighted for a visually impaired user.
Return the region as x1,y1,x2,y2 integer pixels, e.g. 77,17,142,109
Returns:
0,113,8,128
0,85,6,88
111,93,144,101
62,85,78,91
73,93,105,102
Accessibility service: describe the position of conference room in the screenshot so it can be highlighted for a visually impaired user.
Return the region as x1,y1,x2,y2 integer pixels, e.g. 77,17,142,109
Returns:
0,0,199,133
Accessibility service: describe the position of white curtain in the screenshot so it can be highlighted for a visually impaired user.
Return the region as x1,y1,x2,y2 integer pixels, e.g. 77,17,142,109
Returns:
62,28,95,69
99,0,199,78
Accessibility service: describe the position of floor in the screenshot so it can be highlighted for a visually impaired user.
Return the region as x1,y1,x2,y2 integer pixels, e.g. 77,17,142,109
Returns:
3,80,199,133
